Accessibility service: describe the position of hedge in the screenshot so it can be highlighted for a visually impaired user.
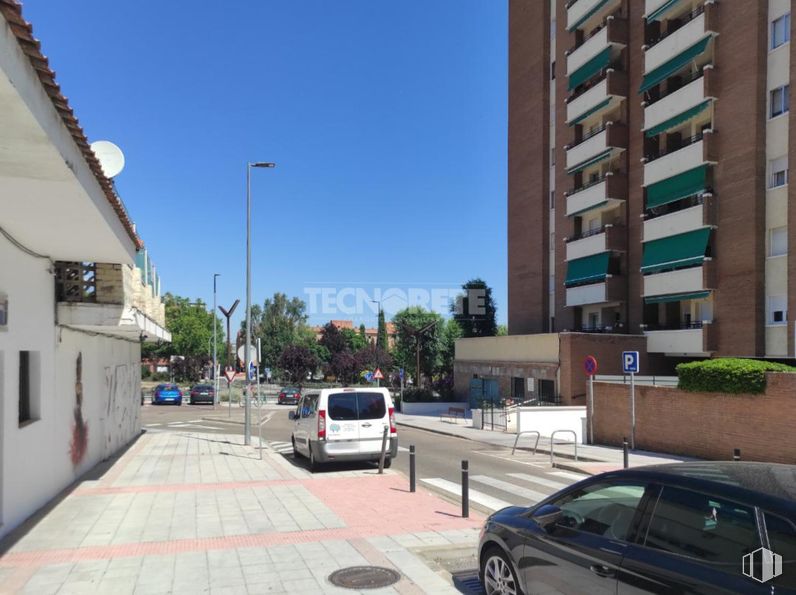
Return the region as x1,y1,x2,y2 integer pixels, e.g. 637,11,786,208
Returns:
676,358,796,394
402,388,443,403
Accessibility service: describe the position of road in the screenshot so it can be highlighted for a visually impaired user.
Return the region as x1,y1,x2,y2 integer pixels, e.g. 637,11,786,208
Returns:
143,401,588,516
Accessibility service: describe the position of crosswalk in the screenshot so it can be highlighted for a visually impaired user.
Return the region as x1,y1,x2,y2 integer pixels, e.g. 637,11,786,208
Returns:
420,468,586,512
268,440,295,455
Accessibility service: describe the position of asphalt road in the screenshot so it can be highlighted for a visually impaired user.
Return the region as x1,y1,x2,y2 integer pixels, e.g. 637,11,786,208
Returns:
141,401,587,515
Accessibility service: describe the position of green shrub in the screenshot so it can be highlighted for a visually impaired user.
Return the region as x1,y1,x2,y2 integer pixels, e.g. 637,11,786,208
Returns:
676,358,796,394
402,388,441,403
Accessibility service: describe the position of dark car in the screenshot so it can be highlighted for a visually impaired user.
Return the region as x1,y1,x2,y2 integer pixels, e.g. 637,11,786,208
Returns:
189,384,215,405
152,383,182,406
479,462,796,595
277,387,301,405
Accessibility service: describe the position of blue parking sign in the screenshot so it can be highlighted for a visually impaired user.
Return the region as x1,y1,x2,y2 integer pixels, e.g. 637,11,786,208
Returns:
622,351,639,374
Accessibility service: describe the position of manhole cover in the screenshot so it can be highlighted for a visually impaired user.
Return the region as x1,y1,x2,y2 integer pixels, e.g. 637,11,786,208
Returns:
328,566,401,589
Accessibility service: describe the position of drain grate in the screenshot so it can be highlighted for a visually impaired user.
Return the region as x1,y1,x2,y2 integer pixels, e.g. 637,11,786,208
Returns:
328,566,401,589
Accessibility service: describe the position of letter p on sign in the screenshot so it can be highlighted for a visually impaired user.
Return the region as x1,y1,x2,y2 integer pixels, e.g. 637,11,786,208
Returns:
622,351,639,374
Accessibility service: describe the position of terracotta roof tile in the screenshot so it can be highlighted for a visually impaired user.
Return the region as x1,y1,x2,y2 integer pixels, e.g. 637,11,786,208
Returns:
0,0,143,250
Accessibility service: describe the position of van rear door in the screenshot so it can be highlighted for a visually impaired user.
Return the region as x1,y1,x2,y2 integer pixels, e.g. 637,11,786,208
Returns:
355,392,389,454
325,392,360,453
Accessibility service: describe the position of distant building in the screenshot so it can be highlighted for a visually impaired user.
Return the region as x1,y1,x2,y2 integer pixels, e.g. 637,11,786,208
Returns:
312,320,397,347
0,2,169,539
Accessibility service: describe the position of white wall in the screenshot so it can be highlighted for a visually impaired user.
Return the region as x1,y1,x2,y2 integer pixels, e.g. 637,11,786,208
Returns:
516,406,587,444
0,239,142,539
401,401,469,417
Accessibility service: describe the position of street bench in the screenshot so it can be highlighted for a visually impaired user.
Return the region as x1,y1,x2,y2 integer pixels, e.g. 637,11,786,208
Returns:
440,407,467,424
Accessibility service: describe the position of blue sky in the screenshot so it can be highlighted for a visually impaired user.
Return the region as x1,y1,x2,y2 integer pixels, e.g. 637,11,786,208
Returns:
24,1,508,328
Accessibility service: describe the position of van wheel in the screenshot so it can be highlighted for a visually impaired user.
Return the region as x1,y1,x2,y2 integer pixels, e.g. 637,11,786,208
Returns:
292,437,302,458
309,446,319,471
382,457,392,469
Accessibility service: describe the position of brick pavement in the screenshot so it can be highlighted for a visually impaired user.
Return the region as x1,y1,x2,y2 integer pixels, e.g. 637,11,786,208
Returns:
0,431,483,594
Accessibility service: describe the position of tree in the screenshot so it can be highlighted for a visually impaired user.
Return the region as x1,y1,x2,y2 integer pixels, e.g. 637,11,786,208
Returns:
392,307,443,387
247,293,309,370
319,322,348,356
377,309,389,350
438,319,462,377
358,324,368,345
354,344,393,374
451,278,498,338
497,324,508,336
329,350,357,385
343,327,368,352
277,345,318,385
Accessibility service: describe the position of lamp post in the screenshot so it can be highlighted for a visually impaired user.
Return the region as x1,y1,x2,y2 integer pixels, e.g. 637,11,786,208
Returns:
213,273,220,405
245,161,275,446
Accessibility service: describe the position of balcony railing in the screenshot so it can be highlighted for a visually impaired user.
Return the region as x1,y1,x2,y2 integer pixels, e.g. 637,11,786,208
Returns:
568,63,623,103
644,68,707,107
644,192,711,220
566,222,613,243
646,4,706,49
579,323,626,333
571,122,609,148
642,320,706,331
566,170,619,197
646,131,704,162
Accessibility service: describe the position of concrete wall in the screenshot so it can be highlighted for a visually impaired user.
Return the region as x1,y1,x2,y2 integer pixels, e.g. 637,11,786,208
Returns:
0,240,142,539
517,406,587,444
592,373,796,463
401,402,469,417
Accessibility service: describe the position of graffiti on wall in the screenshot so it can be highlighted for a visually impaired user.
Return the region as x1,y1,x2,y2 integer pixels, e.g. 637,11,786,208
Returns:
104,362,140,459
70,352,88,467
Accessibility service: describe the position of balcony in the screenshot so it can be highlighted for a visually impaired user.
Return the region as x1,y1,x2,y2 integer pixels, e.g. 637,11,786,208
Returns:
643,198,714,242
566,123,628,173
643,68,716,135
566,173,627,217
55,260,170,342
566,277,623,307
644,5,717,77
645,321,715,355
643,132,716,187
566,224,625,261
567,0,620,32
643,261,714,297
567,18,627,92
567,70,628,126
645,0,682,21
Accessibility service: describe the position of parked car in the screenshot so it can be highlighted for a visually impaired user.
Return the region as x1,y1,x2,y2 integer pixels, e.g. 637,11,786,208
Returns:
277,387,301,405
152,383,182,406
478,462,796,595
189,384,215,405
289,387,398,471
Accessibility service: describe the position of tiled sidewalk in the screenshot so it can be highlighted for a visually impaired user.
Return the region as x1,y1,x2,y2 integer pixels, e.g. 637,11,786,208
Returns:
0,432,483,594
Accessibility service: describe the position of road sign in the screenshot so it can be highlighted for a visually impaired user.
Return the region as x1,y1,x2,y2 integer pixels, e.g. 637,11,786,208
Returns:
248,362,257,381
622,351,640,374
399,368,405,380
224,367,236,383
237,344,258,366
373,368,384,380
584,355,598,376
365,372,374,383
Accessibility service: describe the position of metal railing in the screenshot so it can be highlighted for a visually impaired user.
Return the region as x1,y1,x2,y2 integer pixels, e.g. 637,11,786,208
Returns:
644,192,709,220
512,431,541,456
595,374,678,387
645,131,704,162
643,320,706,330
644,67,707,105
550,430,578,466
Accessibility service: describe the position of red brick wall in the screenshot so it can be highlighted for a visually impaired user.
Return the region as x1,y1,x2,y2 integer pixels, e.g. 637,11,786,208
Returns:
592,373,796,463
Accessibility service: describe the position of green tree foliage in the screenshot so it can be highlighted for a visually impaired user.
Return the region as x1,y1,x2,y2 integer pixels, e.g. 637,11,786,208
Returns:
343,327,368,352
247,293,310,369
354,344,393,374
278,345,319,385
451,278,498,338
358,324,368,346
677,358,796,394
377,309,389,350
319,322,348,356
497,324,508,336
392,307,443,387
438,319,462,376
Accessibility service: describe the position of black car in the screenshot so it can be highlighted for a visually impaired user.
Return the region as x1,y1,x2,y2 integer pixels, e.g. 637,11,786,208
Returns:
479,462,796,594
189,384,215,405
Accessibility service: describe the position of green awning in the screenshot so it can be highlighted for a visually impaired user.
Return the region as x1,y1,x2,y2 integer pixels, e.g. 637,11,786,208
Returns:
568,46,612,91
645,290,711,304
646,0,680,21
644,100,711,137
565,251,611,287
570,200,609,217
641,227,711,274
567,149,612,174
645,165,707,209
567,0,611,32
569,98,612,126
639,36,712,93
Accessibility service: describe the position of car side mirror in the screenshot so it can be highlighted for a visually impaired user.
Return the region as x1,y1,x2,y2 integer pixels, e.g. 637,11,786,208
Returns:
288,411,296,420
531,504,562,530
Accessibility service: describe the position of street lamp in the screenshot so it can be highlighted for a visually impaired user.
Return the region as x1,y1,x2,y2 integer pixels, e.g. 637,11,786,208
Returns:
245,161,276,446
213,273,220,405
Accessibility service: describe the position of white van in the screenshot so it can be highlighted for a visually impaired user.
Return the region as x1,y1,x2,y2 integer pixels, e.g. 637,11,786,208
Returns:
289,387,398,471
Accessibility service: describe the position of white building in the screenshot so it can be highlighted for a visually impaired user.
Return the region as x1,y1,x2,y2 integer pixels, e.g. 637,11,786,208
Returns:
0,2,170,539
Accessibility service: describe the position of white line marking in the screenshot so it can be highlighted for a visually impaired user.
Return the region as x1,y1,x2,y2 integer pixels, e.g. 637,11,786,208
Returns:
471,475,549,503
420,478,512,512
397,446,409,452
507,473,571,491
550,470,588,481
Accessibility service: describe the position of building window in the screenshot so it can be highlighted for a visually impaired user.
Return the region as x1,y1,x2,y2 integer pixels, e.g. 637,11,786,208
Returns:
771,85,790,118
769,295,787,325
770,156,789,187
770,227,788,257
551,147,556,166
551,60,556,80
772,13,791,49
18,350,42,426
550,190,556,209
0,293,6,327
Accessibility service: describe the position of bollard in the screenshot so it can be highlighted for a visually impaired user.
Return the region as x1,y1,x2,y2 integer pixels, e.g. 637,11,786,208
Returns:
461,460,469,518
378,426,389,474
409,445,416,492
623,437,629,469
733,448,741,462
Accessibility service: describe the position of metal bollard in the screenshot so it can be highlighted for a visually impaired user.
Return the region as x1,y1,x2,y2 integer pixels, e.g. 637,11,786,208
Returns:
733,448,741,462
378,426,389,474
623,437,629,469
409,445,416,492
462,460,469,518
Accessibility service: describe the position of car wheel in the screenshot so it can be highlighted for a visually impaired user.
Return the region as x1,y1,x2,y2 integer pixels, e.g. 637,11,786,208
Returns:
481,546,522,595
309,446,319,472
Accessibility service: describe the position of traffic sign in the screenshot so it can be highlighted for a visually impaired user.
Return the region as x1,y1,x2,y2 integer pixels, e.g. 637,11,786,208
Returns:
373,368,384,380
237,344,258,366
224,367,236,383
248,362,257,381
365,372,374,383
584,355,598,376
399,368,405,380
622,351,640,374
